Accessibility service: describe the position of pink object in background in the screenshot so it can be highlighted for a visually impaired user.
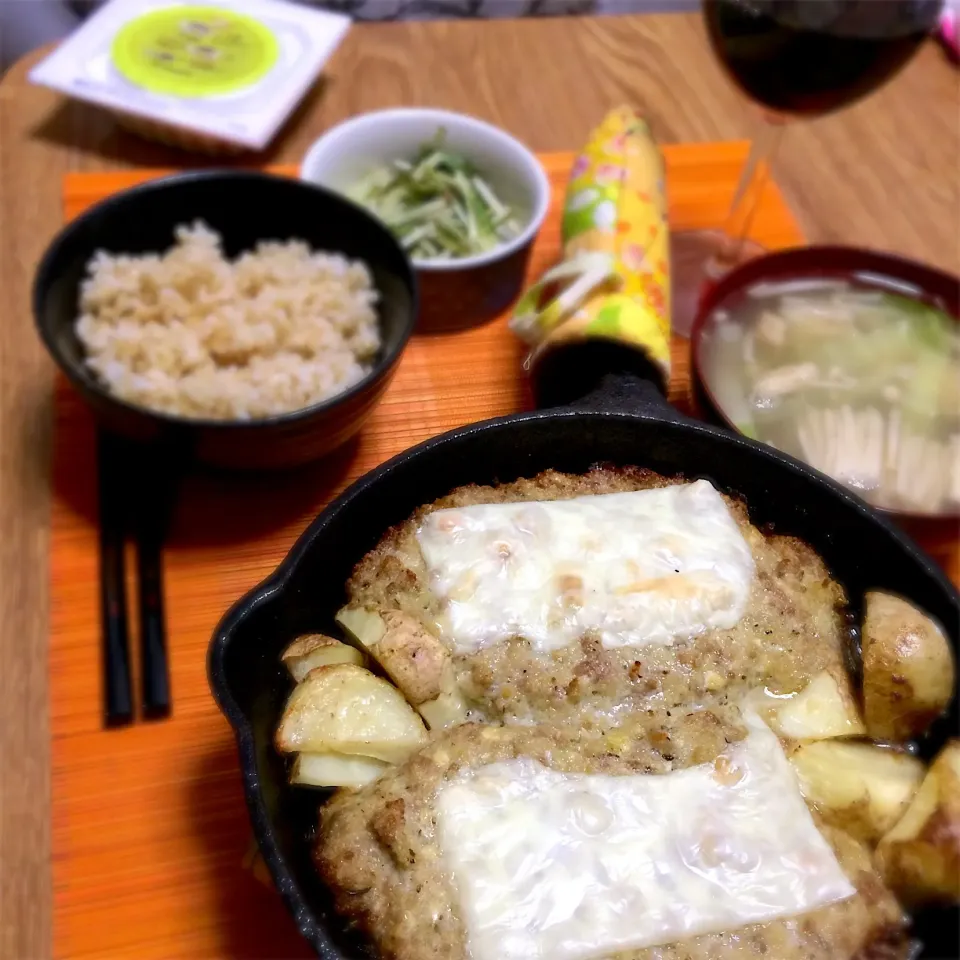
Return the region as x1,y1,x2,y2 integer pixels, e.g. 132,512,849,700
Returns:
941,0,960,59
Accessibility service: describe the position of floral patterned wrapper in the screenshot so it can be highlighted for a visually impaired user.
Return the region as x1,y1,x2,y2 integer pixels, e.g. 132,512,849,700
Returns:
510,106,671,379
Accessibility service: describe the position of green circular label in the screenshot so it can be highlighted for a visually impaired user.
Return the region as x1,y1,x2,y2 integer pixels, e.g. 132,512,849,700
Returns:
111,6,279,98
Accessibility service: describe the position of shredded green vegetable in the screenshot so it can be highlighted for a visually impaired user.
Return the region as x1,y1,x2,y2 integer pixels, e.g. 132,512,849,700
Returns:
350,130,521,260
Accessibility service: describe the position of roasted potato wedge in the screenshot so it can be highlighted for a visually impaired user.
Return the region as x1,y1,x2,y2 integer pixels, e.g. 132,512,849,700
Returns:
419,686,469,730
335,605,386,650
275,663,427,763
765,669,866,741
281,634,364,682
876,739,960,905
790,740,925,844
862,591,955,742
291,751,388,789
373,611,449,706
341,608,470,728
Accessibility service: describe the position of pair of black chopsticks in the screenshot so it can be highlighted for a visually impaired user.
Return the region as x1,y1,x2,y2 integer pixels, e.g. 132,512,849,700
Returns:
97,431,174,726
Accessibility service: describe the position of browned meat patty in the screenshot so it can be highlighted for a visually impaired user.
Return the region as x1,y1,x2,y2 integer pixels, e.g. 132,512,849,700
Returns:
344,467,852,726
316,718,908,960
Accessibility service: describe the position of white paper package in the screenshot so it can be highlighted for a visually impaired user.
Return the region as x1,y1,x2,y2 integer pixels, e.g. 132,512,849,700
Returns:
29,0,350,150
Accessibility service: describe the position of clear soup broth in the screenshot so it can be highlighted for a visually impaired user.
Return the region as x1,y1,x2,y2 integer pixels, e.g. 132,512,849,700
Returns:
698,276,960,516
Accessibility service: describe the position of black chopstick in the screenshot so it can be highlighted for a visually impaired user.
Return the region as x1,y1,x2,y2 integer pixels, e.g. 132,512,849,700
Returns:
98,431,133,727
97,433,177,725
135,449,173,719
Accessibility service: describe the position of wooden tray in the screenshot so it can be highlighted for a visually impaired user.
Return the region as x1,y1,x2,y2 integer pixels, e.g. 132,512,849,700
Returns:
53,146,807,959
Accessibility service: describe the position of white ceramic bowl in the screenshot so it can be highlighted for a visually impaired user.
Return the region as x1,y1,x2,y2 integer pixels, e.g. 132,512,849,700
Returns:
299,108,550,271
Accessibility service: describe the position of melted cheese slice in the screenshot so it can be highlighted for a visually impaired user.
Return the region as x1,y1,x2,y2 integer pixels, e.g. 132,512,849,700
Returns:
417,480,755,654
436,718,855,960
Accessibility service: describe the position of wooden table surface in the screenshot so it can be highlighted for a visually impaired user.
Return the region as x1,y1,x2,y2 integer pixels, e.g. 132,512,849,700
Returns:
0,13,957,958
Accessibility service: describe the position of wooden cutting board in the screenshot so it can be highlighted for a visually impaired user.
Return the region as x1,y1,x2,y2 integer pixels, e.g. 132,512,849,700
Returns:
52,145,822,959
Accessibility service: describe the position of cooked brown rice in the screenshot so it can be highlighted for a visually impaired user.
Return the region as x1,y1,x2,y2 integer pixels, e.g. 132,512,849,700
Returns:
75,222,381,420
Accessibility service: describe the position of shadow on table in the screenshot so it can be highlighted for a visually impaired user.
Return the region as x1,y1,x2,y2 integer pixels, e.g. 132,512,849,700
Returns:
187,739,315,960
28,77,331,168
49,378,362,549
168,437,360,549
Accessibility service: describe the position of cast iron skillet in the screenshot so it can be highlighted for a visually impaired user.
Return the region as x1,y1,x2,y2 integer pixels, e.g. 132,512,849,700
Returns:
209,346,960,959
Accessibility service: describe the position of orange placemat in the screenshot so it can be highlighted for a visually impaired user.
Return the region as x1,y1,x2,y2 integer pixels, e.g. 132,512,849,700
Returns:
52,145,804,960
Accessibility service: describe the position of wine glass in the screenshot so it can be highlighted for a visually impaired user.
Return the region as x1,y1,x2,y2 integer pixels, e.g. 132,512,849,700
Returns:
672,0,945,336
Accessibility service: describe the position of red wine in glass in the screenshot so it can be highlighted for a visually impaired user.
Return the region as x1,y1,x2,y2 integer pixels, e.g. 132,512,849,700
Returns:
704,0,944,115
672,0,943,336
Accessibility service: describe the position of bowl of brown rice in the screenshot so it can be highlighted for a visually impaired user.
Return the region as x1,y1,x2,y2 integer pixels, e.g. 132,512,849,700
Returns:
33,170,417,469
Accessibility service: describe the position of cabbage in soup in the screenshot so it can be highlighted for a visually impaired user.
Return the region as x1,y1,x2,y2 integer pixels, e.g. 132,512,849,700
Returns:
698,277,960,515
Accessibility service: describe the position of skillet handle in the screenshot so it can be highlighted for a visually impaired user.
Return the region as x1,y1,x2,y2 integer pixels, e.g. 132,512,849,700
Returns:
531,340,691,424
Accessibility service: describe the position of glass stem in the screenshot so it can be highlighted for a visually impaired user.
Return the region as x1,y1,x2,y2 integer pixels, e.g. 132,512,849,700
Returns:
711,120,784,275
